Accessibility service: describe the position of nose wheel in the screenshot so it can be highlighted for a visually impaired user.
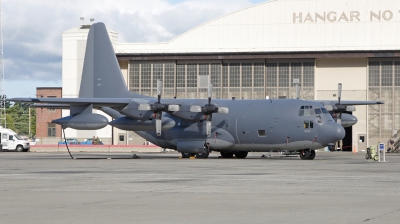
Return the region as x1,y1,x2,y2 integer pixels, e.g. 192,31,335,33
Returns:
299,149,315,160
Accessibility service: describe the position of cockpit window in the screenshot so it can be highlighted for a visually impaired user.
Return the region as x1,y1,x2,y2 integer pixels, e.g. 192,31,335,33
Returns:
304,120,314,129
314,108,322,114
299,106,315,116
321,108,329,114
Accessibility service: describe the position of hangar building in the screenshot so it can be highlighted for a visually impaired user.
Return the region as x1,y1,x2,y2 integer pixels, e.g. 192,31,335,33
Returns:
62,0,400,150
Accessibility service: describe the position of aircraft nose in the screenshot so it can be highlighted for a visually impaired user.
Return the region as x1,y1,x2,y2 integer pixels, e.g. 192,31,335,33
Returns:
319,121,345,144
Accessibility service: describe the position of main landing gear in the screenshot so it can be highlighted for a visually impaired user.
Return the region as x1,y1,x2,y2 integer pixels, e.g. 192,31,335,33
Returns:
181,152,210,159
299,149,315,160
181,146,210,159
181,152,195,158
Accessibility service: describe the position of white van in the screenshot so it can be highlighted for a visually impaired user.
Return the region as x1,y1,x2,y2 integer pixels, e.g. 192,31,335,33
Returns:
0,127,30,152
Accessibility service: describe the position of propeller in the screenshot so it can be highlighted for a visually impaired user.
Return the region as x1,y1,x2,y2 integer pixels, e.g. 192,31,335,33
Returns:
334,83,347,125
138,80,180,136
190,83,229,136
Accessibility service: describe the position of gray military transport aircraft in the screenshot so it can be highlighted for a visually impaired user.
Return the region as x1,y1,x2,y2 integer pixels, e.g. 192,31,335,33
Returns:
10,23,382,160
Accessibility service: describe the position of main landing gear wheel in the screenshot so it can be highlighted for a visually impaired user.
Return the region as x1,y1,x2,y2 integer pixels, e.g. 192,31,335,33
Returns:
181,152,194,158
195,151,209,159
309,150,316,160
235,151,248,159
220,151,234,158
299,149,314,160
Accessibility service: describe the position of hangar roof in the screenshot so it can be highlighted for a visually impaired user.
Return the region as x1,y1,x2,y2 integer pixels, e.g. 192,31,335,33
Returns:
116,0,400,54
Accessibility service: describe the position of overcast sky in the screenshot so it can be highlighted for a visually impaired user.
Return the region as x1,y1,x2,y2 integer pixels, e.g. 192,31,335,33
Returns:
3,0,267,98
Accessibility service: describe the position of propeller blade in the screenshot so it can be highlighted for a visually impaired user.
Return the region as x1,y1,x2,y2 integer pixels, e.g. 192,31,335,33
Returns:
156,119,162,136
217,107,229,114
157,80,162,103
334,111,342,125
206,114,212,136
168,105,180,112
338,83,342,104
157,80,162,96
208,83,213,99
208,83,213,105
155,111,162,136
138,104,151,110
190,105,202,112
296,84,301,99
206,120,212,136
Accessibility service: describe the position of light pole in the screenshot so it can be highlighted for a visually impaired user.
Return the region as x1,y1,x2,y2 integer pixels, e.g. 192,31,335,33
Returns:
28,107,31,138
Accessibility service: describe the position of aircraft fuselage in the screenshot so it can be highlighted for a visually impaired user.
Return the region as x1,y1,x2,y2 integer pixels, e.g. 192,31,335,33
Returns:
134,98,345,153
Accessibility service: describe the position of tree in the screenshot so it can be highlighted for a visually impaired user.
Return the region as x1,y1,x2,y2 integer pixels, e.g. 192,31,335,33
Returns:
5,114,15,130
5,102,36,137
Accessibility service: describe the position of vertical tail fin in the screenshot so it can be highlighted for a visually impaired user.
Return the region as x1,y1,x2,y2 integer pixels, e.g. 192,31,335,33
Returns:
79,22,147,99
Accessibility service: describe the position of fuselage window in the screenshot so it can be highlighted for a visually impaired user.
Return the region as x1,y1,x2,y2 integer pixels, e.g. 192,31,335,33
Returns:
258,130,266,137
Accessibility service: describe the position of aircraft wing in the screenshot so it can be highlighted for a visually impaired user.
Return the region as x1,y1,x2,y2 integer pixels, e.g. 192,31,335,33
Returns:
316,100,384,106
29,104,71,109
9,97,134,108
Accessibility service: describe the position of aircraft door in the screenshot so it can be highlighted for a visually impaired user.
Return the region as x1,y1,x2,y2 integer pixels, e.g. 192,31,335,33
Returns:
237,116,250,145
269,117,280,145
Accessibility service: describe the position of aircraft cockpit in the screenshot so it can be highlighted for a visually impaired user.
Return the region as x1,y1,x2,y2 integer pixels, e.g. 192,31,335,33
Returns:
298,106,333,125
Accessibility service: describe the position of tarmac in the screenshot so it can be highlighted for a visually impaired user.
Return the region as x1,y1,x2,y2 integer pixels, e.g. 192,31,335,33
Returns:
0,150,399,224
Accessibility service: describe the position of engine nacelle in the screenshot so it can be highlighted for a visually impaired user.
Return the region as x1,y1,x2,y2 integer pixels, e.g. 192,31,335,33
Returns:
109,116,176,131
335,113,358,128
121,101,154,120
52,113,108,130
169,111,205,122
